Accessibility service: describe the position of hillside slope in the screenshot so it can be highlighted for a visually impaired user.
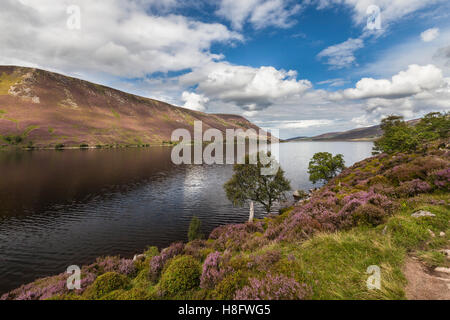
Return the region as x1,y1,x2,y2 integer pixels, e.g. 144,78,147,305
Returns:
0,66,262,148
288,124,382,142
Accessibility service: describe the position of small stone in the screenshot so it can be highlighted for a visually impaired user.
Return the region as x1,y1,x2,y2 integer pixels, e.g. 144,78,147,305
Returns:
428,229,435,237
434,267,450,274
133,254,145,262
439,232,445,237
382,226,388,235
411,210,435,218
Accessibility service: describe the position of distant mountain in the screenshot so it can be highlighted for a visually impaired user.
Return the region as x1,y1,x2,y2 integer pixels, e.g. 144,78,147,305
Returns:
288,124,382,142
287,118,424,142
0,66,263,148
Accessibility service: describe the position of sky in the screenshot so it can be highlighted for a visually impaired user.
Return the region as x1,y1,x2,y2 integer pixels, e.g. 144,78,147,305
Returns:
1,0,450,139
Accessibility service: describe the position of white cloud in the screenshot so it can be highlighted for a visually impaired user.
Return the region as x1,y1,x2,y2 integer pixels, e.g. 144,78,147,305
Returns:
0,0,241,77
315,0,446,27
181,92,209,112
217,0,301,30
421,27,440,42
333,64,445,100
317,78,349,87
180,62,312,112
317,38,364,69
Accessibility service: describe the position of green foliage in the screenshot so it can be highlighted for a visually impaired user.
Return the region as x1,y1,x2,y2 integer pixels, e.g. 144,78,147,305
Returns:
79,143,89,149
373,112,449,154
308,152,346,184
188,216,203,241
415,112,450,141
224,151,291,213
54,143,65,150
212,271,249,300
1,134,23,145
354,203,388,226
84,272,130,299
160,255,201,297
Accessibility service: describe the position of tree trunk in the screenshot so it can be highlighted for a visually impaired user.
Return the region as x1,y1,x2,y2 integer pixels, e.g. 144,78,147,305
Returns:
248,201,254,223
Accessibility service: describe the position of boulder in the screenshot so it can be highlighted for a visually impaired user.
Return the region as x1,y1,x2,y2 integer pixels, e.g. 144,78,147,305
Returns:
411,210,435,218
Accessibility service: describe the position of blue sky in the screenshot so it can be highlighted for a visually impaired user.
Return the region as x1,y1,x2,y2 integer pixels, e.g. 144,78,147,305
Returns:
1,0,450,138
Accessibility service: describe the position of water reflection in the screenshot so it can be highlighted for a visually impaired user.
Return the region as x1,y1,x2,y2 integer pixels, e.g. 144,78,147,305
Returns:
0,142,373,293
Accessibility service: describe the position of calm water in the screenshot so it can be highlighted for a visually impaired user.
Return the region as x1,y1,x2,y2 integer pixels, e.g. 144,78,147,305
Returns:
0,142,373,294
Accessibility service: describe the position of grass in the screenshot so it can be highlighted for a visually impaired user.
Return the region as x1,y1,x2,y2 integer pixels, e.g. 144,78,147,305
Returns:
0,72,21,95
111,109,121,120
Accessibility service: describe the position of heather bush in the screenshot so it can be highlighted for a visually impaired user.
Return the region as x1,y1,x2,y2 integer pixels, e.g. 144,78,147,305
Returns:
429,168,450,190
149,242,184,282
395,179,432,197
160,255,201,297
210,222,264,251
184,239,210,260
387,164,423,183
234,274,310,300
84,272,130,299
354,204,387,226
200,251,232,289
118,259,137,277
247,250,282,272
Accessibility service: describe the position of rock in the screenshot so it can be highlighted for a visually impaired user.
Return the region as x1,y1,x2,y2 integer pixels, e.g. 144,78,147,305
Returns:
428,229,435,238
439,232,445,237
411,210,435,218
434,267,450,275
133,254,145,262
439,249,450,256
382,226,388,235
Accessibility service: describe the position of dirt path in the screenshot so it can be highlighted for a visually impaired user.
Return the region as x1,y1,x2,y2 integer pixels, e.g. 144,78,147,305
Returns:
404,257,450,300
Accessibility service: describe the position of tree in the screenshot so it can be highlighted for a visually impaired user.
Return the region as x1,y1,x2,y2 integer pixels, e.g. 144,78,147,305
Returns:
416,112,450,141
224,152,291,214
308,152,345,184
372,115,418,154
373,112,449,155
188,216,203,241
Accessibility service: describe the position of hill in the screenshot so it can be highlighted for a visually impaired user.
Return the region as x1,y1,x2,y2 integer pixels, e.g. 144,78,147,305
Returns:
0,66,262,148
288,119,423,142
288,124,382,142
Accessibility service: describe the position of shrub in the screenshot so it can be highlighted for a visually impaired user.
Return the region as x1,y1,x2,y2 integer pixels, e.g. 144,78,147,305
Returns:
79,143,89,149
429,168,450,190
395,179,432,197
54,143,64,150
160,255,201,297
200,251,231,289
188,216,203,241
213,271,249,300
354,204,387,226
85,272,129,299
118,259,137,277
234,274,310,300
149,242,184,282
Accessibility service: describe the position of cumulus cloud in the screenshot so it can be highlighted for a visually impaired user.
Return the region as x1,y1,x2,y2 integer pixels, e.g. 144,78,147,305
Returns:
332,64,446,100
327,64,450,124
0,0,241,77
181,92,209,112
421,27,440,42
179,62,312,112
317,38,364,69
216,0,301,30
